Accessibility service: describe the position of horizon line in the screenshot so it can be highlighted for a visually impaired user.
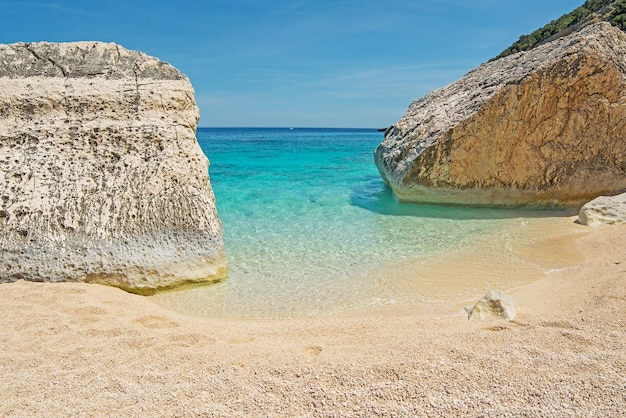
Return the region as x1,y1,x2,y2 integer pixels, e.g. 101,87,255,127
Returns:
197,126,385,130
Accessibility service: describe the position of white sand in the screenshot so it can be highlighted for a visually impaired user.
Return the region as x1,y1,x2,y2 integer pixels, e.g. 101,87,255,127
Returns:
1,217,624,416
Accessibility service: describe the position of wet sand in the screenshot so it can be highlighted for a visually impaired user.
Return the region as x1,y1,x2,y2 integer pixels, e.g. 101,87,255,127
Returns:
1,217,624,416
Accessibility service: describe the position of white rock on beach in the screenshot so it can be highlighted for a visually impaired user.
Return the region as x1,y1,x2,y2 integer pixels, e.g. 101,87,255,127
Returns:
578,192,626,226
0,41,227,294
466,290,516,320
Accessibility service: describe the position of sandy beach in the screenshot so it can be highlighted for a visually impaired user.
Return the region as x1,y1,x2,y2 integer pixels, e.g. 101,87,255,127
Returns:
1,217,624,417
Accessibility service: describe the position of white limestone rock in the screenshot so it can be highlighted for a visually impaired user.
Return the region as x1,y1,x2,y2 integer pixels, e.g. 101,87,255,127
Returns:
578,192,626,226
466,290,516,321
0,41,227,294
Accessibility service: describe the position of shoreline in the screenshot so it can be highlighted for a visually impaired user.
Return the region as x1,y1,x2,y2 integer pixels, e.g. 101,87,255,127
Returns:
1,218,624,416
319,214,594,319
150,213,586,320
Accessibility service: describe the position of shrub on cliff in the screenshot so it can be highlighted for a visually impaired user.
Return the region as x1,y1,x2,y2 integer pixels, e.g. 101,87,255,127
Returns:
492,0,621,60
610,0,626,29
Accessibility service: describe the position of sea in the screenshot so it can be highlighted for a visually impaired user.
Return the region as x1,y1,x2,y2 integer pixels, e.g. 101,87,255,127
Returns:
151,127,574,318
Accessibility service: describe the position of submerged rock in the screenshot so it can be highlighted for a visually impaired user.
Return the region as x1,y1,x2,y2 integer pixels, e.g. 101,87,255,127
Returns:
466,290,516,321
0,42,227,294
578,192,626,225
375,22,626,207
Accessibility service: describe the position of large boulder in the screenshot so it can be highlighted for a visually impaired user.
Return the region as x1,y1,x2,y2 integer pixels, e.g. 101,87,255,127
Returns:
0,42,227,294
578,192,626,225
375,22,626,207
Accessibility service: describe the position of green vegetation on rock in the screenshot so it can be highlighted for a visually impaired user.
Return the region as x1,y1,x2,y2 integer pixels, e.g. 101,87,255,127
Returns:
611,0,626,29
493,0,626,60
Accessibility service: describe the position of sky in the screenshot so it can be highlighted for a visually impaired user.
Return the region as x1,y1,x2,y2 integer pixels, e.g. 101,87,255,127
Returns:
1,0,584,128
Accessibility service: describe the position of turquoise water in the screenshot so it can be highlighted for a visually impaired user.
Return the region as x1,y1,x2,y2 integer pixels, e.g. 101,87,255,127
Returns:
152,128,570,318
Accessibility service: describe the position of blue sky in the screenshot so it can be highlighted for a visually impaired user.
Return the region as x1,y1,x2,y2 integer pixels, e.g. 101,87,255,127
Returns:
1,0,583,128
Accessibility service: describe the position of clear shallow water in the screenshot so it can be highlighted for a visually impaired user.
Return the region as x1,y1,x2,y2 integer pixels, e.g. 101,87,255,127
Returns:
152,128,572,318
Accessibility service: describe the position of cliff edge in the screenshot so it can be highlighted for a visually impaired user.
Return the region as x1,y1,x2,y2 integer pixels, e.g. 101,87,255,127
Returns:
0,42,227,294
375,22,626,207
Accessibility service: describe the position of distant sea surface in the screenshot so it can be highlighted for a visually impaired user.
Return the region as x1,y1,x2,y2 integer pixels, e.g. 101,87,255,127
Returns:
151,128,572,318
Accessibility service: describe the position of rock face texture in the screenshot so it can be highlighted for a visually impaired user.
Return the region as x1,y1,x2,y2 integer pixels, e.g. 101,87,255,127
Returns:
375,22,626,207
0,42,227,294
578,192,626,225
